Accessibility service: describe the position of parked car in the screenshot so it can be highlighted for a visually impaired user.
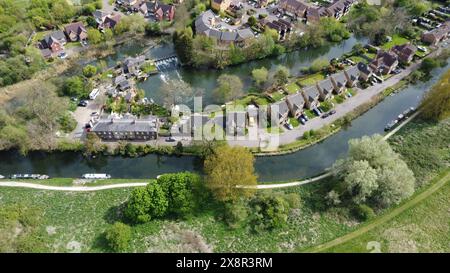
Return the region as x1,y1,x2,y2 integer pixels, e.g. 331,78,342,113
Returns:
329,110,336,115
313,108,321,116
78,100,88,107
301,114,309,121
299,118,306,125
346,92,353,98
321,113,329,119
165,137,176,142
58,52,67,59
285,123,293,130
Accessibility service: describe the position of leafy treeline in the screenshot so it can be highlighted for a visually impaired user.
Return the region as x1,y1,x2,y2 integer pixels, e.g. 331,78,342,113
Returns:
0,0,103,87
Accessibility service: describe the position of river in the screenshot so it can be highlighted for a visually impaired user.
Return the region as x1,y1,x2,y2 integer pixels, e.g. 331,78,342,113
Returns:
0,40,447,182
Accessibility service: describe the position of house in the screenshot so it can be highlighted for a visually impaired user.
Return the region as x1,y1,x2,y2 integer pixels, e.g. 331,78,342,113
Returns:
211,0,231,12
344,65,360,87
370,51,399,75
118,80,131,91
141,1,176,21
114,74,127,86
391,43,418,64
123,55,146,75
38,30,66,53
301,86,320,110
93,10,109,25
64,22,88,42
195,10,254,46
421,21,450,46
329,72,348,94
278,0,309,18
123,0,139,7
285,93,305,118
92,115,159,141
306,7,322,24
324,0,355,20
261,19,292,40
316,79,334,101
226,111,246,136
40,48,52,59
269,100,290,125
357,62,373,82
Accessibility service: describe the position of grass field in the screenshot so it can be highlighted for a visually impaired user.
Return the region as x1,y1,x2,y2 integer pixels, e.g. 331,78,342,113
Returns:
381,34,410,50
316,170,450,253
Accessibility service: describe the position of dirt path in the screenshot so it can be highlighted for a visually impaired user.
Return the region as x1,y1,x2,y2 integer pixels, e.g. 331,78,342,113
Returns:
306,171,450,253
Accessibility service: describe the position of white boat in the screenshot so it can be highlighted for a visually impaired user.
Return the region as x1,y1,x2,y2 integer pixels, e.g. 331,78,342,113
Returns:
81,173,111,179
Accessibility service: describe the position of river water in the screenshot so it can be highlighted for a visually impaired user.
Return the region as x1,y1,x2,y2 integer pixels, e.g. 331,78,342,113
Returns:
0,39,447,182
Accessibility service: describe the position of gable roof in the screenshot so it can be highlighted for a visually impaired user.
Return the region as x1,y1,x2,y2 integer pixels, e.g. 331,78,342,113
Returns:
64,22,86,36
303,86,320,102
286,93,305,110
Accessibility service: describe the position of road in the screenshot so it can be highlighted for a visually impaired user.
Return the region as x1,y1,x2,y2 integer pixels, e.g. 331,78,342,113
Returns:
306,170,450,253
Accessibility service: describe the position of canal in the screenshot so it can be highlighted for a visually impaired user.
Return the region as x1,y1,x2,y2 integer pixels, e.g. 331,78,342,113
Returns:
0,62,448,181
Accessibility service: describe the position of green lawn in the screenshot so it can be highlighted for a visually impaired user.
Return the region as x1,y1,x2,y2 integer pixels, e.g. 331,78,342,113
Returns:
269,91,286,102
381,35,410,50
233,94,271,107
289,117,300,128
320,170,450,253
297,73,325,87
286,82,300,94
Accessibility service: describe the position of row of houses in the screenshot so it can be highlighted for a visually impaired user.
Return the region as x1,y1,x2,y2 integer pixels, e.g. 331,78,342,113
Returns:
38,21,88,58
421,20,450,46
119,0,176,21
195,10,255,46
278,0,357,23
91,115,159,141
268,64,368,125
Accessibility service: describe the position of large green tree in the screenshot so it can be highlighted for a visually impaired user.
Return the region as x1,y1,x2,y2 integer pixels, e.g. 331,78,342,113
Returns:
212,74,243,103
420,69,450,121
204,145,257,202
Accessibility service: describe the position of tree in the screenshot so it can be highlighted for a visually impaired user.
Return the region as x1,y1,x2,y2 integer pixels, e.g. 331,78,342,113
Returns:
82,65,97,78
145,22,162,36
247,16,257,26
273,65,289,87
124,182,168,223
157,172,201,216
223,200,248,229
420,69,450,121
332,135,415,208
310,58,328,73
249,193,290,232
252,67,269,87
87,28,103,44
105,222,132,252
173,27,194,64
204,145,257,202
84,132,105,156
212,74,243,103
342,160,378,204
62,76,88,98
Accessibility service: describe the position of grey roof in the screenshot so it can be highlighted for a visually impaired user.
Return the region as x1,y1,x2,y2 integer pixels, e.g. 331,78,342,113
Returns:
92,116,158,133
331,72,348,87
357,62,372,75
318,78,334,93
93,10,108,21
271,100,290,118
303,86,320,102
345,65,360,81
286,93,305,110
40,48,52,58
114,74,126,85
195,10,254,42
44,30,66,44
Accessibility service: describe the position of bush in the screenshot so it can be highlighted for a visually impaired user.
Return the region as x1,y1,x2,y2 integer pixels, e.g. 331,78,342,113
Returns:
223,200,249,229
124,182,168,223
249,193,290,232
352,204,376,221
105,222,132,252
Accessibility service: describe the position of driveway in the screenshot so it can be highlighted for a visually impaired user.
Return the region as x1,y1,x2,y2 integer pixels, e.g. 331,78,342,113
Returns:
70,95,105,139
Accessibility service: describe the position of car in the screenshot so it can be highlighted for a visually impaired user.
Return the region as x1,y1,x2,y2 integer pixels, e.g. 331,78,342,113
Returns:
299,118,306,125
313,108,321,116
329,110,336,115
58,52,68,59
81,40,88,46
91,112,98,116
114,7,119,11
321,113,329,119
166,137,176,142
285,123,293,130
301,114,309,121
78,100,88,107
346,92,353,98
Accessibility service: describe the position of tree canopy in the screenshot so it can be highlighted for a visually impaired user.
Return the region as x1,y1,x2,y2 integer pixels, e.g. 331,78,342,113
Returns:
420,68,450,121
204,145,257,202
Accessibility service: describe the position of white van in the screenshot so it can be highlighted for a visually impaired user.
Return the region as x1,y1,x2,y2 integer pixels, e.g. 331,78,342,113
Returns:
89,88,100,100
